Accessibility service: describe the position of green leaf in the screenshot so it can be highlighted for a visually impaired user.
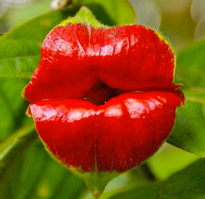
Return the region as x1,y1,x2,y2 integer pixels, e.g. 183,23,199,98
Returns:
73,0,135,25
0,40,40,78
0,40,41,60
168,40,205,156
0,136,87,199
174,40,205,89
99,165,155,199
0,124,36,176
0,78,31,140
168,90,205,156
147,143,199,180
108,159,205,199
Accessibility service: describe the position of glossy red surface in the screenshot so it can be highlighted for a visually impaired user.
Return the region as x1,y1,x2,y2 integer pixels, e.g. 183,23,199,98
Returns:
24,23,184,173
28,91,183,172
24,24,176,103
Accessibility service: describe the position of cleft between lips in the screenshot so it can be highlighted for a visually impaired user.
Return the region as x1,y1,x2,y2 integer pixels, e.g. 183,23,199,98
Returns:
85,82,122,105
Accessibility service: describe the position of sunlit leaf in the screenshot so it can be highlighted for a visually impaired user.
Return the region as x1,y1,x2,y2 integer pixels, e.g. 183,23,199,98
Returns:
74,0,135,25
147,143,199,180
108,159,205,199
168,40,205,157
174,40,205,88
168,90,205,156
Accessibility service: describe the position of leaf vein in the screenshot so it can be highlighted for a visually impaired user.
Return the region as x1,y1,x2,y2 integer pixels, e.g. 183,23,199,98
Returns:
0,54,40,62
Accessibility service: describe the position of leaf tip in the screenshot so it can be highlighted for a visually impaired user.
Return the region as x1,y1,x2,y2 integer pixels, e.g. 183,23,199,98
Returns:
60,6,106,28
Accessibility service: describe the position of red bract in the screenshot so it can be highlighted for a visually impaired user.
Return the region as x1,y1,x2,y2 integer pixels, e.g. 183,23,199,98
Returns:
24,24,177,103
24,23,184,173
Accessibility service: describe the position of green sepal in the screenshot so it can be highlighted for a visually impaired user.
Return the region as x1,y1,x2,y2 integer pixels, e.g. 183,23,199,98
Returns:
60,6,108,28
69,166,119,198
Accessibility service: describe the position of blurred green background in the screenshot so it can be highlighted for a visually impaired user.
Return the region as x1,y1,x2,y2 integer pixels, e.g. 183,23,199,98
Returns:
0,0,205,199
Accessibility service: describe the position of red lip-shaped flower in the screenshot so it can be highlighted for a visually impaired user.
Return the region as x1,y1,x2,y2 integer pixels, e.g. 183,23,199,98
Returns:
23,9,184,175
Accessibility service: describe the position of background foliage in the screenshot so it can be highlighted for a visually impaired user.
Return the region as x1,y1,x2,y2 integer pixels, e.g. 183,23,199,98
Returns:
0,0,205,198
